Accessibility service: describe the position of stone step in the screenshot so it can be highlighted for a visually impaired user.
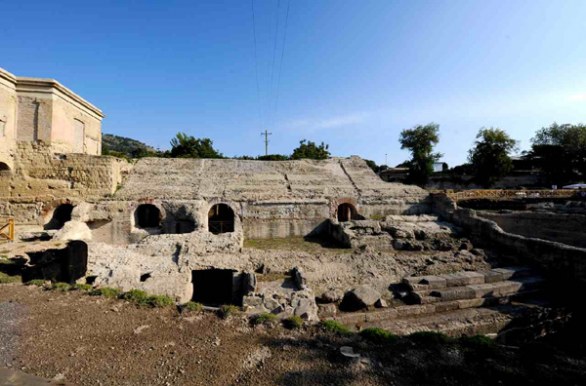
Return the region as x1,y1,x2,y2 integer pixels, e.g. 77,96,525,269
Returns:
333,290,541,327
403,266,536,291
424,276,543,302
341,301,569,341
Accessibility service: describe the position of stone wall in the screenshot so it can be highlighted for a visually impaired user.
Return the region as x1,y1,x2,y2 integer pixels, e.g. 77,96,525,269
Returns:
431,193,586,290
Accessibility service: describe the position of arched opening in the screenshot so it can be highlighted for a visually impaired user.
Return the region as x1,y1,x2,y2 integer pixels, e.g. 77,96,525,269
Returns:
208,204,235,234
337,203,359,222
135,204,161,229
0,162,10,177
45,204,74,230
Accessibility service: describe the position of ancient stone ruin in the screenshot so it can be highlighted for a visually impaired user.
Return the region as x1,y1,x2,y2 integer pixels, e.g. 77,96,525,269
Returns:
1,67,584,341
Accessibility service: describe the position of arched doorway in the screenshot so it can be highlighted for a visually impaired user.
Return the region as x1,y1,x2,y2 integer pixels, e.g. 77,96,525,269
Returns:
135,204,161,229
337,203,358,222
208,204,235,234
0,162,10,177
45,204,74,230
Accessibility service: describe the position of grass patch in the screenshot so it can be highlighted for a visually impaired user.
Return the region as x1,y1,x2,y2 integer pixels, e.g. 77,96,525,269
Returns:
0,272,21,284
321,320,352,335
147,295,174,308
218,305,241,319
283,315,304,329
360,327,398,344
184,301,203,312
72,283,93,292
408,331,452,345
25,279,46,287
250,312,278,326
52,282,71,292
122,289,150,306
89,287,121,299
244,237,351,253
369,214,386,221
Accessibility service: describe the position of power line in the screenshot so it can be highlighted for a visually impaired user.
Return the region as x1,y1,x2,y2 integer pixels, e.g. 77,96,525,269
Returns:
272,0,291,129
251,0,262,129
269,0,281,125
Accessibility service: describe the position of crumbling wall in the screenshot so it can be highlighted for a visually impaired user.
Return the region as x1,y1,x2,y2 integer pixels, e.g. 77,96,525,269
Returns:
431,193,586,290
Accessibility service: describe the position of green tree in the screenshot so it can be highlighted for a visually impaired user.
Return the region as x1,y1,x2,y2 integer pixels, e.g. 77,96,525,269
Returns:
169,132,223,158
468,128,518,187
399,123,442,185
529,123,586,186
290,140,330,160
257,154,290,161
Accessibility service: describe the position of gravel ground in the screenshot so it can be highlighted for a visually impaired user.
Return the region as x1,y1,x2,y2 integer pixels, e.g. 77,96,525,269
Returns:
0,283,585,386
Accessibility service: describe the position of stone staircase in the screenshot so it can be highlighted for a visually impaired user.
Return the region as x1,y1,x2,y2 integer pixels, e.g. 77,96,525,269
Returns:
333,267,570,342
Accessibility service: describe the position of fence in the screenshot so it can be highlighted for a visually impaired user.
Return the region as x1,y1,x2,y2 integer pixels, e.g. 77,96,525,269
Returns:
0,218,15,242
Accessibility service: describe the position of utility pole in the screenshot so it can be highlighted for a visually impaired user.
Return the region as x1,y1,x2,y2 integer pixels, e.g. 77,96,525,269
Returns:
261,129,272,156
385,153,388,166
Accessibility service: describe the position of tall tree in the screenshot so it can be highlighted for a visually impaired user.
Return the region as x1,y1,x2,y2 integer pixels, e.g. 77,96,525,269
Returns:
530,123,586,186
468,128,518,187
169,132,223,158
399,123,441,185
290,140,330,160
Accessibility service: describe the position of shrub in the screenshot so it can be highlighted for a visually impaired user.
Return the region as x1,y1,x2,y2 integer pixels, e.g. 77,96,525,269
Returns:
184,301,203,312
0,272,21,284
89,287,121,299
251,312,278,326
72,283,93,292
459,334,496,348
122,289,150,306
321,320,352,335
52,282,71,292
218,305,240,319
147,295,174,308
408,331,452,345
25,279,46,287
360,327,398,344
283,315,304,330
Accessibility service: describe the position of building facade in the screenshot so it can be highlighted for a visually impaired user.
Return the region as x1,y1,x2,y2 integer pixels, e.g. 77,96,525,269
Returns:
0,67,103,171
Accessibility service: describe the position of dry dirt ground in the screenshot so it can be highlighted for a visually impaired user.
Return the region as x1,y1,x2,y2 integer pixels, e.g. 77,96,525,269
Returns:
1,284,586,386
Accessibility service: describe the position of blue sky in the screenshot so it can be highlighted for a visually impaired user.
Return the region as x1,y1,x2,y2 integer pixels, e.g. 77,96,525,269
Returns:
1,0,585,166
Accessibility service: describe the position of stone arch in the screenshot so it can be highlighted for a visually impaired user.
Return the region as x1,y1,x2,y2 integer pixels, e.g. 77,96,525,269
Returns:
45,203,75,230
134,204,162,229
208,203,235,234
337,203,359,222
0,162,10,177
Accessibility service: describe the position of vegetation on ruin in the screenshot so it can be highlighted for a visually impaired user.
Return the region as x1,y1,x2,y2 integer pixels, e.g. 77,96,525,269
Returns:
250,312,278,326
52,282,71,292
184,301,203,312
218,305,241,319
468,128,518,187
0,271,21,284
25,279,46,287
283,315,304,329
399,123,442,186
360,327,399,344
72,283,93,292
408,330,452,344
121,289,150,306
89,287,121,299
146,294,175,308
320,320,352,335
244,236,351,253
290,139,331,160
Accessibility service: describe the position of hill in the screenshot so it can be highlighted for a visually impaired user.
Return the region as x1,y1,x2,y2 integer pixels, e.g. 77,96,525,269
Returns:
101,134,158,158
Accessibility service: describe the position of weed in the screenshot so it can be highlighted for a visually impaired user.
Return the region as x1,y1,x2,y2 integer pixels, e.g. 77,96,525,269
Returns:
321,320,352,335
250,312,278,326
359,327,398,344
283,315,304,329
218,305,240,319
52,282,71,292
408,331,452,345
0,272,21,284
72,283,93,292
184,301,203,312
89,287,121,299
122,289,150,306
25,279,46,287
147,295,174,308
